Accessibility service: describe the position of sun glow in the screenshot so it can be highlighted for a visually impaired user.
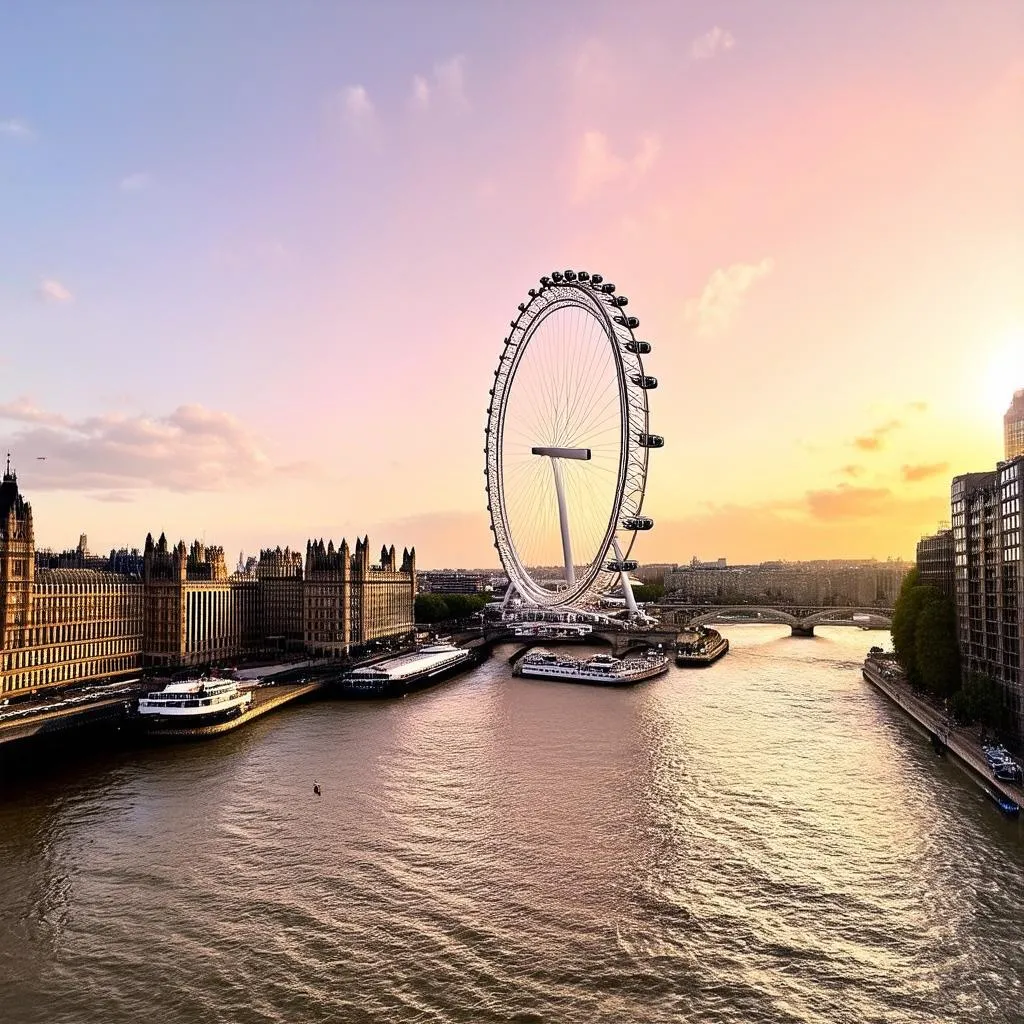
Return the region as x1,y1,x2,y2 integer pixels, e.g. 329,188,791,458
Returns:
980,330,1024,416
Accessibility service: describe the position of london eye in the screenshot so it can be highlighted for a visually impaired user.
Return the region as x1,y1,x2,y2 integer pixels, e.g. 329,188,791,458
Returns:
484,270,663,615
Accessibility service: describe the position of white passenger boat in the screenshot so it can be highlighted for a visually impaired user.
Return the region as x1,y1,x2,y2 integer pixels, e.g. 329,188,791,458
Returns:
516,649,669,686
137,679,253,725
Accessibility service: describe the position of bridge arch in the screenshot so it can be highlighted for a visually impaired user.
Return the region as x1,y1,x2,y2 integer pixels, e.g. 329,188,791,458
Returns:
798,607,893,628
686,607,799,628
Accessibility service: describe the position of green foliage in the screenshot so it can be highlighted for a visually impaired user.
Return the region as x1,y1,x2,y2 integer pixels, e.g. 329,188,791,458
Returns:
414,593,450,624
414,592,488,625
632,582,665,603
891,568,927,685
914,591,960,697
955,672,1011,732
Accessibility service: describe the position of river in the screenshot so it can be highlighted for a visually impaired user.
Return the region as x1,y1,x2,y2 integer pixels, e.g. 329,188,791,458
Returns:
2,625,1023,1024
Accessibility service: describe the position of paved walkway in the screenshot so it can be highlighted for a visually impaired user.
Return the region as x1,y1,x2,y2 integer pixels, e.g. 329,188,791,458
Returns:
863,658,1024,806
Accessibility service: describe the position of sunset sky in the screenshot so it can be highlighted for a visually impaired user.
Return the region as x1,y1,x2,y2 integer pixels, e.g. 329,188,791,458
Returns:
2,1,1022,568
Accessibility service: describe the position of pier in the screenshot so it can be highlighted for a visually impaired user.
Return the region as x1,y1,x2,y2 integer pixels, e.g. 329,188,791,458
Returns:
862,658,1024,809
145,680,324,740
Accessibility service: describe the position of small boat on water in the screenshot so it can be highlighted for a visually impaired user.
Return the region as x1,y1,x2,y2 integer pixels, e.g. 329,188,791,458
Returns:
984,788,1021,817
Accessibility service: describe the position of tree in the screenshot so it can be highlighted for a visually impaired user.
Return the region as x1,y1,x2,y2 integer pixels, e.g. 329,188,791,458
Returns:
632,582,664,603
415,593,450,624
891,568,929,686
915,590,960,697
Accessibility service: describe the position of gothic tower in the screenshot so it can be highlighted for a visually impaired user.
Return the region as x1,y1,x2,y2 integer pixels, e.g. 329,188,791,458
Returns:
0,458,35,652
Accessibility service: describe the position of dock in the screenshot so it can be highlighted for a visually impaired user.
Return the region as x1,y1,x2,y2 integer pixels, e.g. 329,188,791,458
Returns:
144,680,324,740
862,658,1024,809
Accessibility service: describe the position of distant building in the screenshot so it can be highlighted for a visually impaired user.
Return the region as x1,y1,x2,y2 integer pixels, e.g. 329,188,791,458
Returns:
417,570,492,594
916,528,954,599
663,559,909,607
1006,389,1024,460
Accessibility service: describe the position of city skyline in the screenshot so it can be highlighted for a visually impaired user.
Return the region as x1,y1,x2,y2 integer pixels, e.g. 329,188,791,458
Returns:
2,2,1023,566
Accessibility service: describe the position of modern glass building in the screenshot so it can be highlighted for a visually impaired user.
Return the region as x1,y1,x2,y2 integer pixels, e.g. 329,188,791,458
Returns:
1006,389,1024,460
951,456,1024,735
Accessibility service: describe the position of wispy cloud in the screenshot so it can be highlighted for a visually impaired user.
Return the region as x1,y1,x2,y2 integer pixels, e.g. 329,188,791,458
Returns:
901,462,949,482
0,118,35,141
691,27,736,61
411,55,468,111
339,85,375,130
0,397,69,427
684,258,773,336
806,485,893,521
853,419,902,451
0,400,310,493
572,131,661,203
119,172,151,192
38,279,74,304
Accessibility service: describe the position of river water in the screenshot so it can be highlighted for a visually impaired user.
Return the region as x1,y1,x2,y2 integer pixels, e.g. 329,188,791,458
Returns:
2,626,1023,1024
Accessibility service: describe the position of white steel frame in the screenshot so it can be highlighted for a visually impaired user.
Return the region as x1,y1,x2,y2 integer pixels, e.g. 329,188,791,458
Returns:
484,272,657,609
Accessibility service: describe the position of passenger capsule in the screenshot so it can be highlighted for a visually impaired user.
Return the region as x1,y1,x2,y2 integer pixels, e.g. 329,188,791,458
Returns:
563,269,576,281
540,276,551,287
625,340,651,354
621,516,655,531
601,282,616,293
613,295,628,306
591,273,603,284
552,271,564,282
606,559,639,572
577,271,590,281
518,303,525,312
638,433,664,448
528,288,537,297
631,374,658,389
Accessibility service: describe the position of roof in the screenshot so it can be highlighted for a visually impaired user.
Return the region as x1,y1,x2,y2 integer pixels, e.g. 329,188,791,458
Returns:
36,568,141,585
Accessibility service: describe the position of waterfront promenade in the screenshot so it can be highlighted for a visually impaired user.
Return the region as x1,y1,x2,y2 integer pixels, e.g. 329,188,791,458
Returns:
863,657,1024,807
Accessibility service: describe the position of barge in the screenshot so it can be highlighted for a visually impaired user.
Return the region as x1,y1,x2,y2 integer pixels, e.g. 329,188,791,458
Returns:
338,643,478,698
675,628,729,667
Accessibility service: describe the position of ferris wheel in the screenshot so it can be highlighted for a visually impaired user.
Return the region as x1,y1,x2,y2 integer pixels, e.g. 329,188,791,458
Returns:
484,269,663,614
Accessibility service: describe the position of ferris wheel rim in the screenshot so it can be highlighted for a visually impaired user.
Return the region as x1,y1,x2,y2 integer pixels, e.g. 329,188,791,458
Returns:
484,272,654,608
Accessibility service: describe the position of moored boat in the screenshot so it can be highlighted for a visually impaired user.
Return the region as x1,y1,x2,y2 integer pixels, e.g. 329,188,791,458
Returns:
137,679,253,728
675,628,729,667
984,787,1021,817
515,649,668,686
338,643,476,698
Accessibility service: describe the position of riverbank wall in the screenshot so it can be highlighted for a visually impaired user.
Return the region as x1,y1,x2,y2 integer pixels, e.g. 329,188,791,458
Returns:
862,658,1024,808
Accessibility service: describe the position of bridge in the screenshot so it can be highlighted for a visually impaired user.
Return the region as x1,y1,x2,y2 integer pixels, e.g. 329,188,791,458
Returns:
658,605,893,637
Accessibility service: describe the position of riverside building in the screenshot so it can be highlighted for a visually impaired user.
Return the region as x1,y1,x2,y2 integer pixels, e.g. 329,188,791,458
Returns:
951,455,1024,734
303,538,416,656
916,528,955,599
1006,389,1024,460
0,466,418,696
1,463,143,695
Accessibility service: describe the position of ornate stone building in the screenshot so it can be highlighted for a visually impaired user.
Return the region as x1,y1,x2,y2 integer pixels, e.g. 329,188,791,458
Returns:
0,466,418,694
303,537,416,656
142,534,259,668
257,546,304,652
1,464,143,695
